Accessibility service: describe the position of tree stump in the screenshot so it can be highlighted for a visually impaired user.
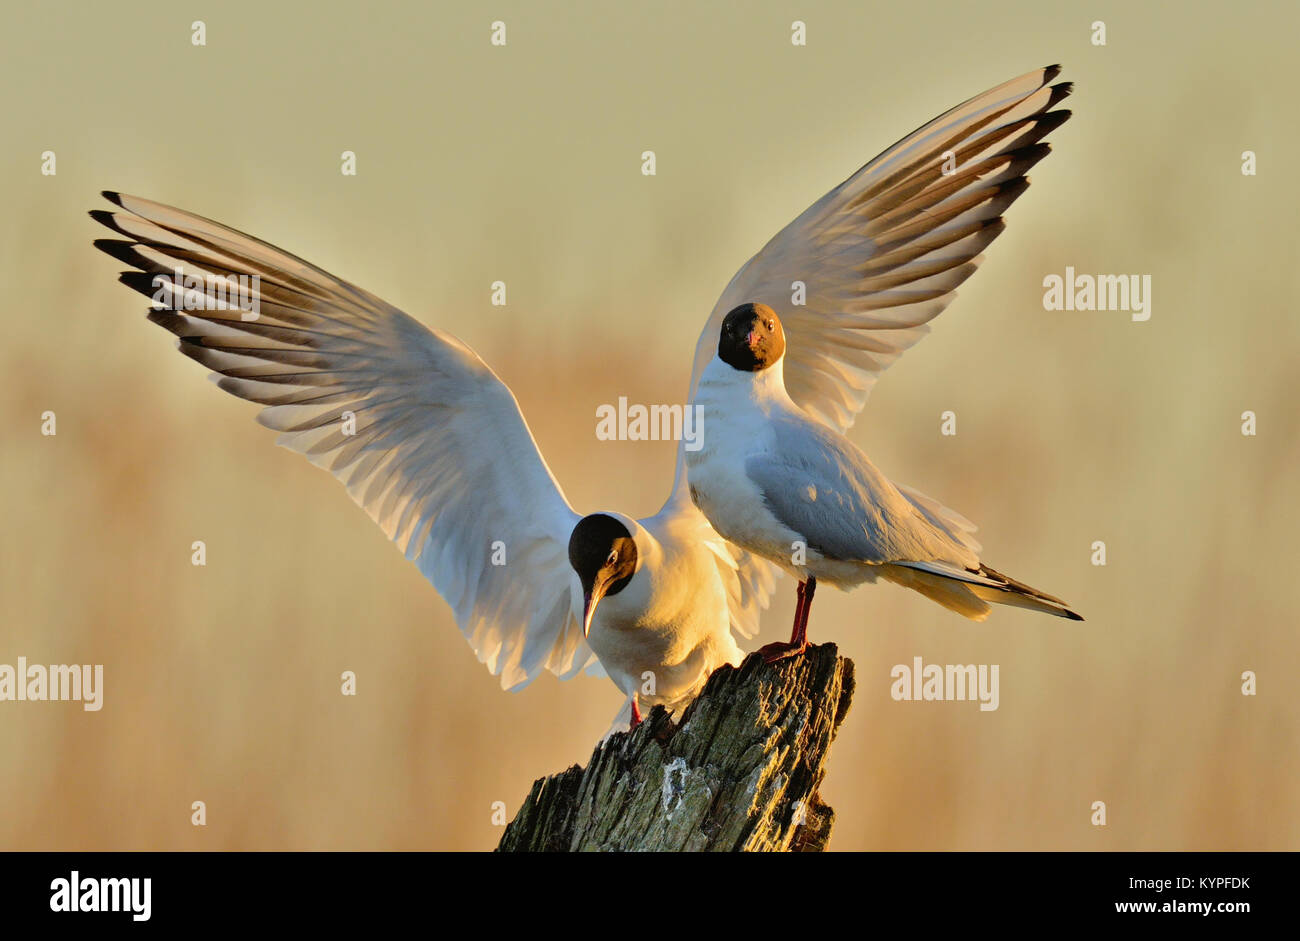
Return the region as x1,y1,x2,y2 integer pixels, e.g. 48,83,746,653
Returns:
497,643,855,852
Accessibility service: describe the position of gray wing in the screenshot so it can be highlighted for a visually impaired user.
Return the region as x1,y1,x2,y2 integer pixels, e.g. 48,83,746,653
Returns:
746,418,980,569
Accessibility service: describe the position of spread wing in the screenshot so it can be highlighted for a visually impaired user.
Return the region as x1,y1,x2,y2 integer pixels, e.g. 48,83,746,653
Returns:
687,64,1072,434
91,191,597,690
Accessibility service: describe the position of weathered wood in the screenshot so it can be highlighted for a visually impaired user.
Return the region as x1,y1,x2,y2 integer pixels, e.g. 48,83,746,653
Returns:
497,643,855,852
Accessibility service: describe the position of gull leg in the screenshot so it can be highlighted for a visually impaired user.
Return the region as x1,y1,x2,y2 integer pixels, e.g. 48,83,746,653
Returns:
791,578,810,642
793,576,817,646
629,695,643,730
759,577,816,663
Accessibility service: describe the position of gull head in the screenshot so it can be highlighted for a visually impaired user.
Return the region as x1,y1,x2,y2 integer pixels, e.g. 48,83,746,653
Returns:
718,302,785,372
568,513,639,638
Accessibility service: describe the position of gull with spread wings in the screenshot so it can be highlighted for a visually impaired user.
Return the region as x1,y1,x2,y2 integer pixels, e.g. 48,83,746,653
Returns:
681,67,1081,660
91,65,1071,726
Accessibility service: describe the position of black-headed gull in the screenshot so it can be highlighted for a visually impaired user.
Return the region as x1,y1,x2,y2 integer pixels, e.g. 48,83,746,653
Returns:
681,67,1081,659
90,192,774,730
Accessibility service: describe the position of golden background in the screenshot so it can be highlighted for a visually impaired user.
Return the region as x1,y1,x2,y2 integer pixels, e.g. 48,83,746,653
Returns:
2,0,1296,850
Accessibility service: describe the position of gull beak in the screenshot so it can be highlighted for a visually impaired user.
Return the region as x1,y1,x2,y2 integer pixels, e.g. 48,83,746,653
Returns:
582,582,607,639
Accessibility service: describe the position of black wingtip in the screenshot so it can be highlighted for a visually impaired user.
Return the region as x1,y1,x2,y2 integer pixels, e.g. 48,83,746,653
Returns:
117,270,160,295
1065,609,1085,622
1044,64,1063,81
101,190,124,206
1047,83,1074,110
88,208,118,228
94,238,144,266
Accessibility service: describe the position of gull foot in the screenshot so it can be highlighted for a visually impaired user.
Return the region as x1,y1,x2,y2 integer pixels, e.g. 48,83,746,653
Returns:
758,640,809,664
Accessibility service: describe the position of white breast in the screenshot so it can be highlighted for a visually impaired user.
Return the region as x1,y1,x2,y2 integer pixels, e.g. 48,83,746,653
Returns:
583,517,741,713
686,358,807,576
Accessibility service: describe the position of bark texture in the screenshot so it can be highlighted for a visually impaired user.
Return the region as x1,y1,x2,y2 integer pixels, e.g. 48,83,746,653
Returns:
497,643,855,852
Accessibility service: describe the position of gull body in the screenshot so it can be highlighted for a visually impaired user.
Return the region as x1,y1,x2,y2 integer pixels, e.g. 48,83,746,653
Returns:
581,512,741,710
687,304,1083,630
688,351,892,590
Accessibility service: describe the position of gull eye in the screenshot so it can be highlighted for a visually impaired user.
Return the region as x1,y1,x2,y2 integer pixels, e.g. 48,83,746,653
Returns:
607,550,618,567
765,319,774,330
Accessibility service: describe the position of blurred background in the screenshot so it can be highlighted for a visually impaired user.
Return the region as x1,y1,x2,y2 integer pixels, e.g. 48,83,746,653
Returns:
1,0,1296,850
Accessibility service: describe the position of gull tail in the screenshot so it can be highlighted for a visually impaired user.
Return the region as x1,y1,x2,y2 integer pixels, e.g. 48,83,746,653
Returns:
882,561,1083,622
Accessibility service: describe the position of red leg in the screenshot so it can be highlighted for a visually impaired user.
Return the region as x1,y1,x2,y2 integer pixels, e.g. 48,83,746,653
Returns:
791,578,810,642
629,696,643,730
759,577,816,663
793,576,816,645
